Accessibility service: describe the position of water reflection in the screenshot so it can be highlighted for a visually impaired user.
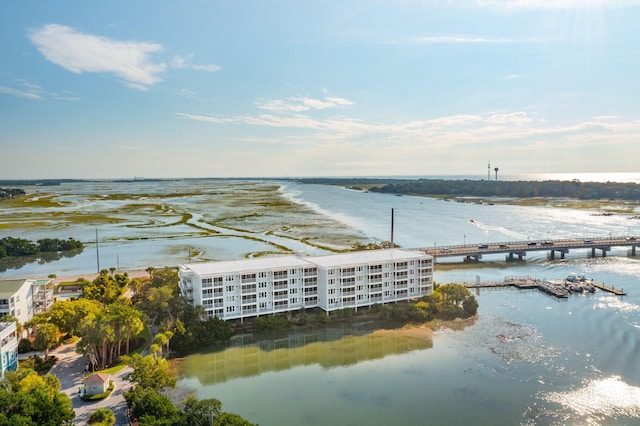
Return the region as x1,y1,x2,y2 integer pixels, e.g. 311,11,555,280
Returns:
538,376,640,424
180,327,432,385
0,248,83,273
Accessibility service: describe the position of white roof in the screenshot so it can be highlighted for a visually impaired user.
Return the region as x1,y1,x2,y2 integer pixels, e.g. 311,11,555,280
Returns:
182,255,312,276
180,249,429,277
305,248,426,268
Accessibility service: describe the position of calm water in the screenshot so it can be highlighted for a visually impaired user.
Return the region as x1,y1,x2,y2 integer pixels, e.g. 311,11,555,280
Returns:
3,177,640,424
172,181,640,425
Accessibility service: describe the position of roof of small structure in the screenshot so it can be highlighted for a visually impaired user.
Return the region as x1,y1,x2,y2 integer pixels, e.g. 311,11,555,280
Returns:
85,373,111,384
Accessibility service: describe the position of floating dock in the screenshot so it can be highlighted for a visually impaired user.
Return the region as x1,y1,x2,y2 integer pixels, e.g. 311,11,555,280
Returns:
462,276,626,298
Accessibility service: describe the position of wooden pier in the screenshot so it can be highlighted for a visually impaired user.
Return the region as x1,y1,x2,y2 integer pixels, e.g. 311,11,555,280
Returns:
590,281,626,296
461,276,626,298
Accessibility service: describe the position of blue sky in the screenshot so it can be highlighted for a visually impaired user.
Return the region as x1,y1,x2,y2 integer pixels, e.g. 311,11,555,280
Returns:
1,1,639,179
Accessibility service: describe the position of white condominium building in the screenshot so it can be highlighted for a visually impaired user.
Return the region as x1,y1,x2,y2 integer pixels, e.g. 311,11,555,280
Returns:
179,249,433,321
0,278,54,325
0,321,18,377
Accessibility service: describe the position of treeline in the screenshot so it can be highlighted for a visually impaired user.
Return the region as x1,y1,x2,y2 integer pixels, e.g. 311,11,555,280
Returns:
250,283,478,335
0,187,25,200
0,237,84,258
299,178,640,200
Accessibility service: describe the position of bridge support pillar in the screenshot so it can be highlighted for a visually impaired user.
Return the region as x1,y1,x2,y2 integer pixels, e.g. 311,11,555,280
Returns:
591,246,610,257
506,252,525,262
465,255,481,263
632,245,636,256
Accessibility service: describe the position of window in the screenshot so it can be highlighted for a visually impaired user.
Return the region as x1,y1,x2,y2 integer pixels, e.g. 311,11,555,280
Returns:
274,270,288,279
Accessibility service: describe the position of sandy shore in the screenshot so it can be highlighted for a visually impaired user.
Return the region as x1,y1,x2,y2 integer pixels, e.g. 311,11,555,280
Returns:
370,324,434,340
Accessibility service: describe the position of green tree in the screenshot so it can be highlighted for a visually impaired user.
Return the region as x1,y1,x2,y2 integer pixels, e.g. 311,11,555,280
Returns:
88,407,115,425
33,323,59,358
120,353,177,391
0,369,74,425
215,412,257,426
138,285,180,326
76,299,145,370
49,298,102,336
123,385,180,424
82,270,129,304
182,396,222,426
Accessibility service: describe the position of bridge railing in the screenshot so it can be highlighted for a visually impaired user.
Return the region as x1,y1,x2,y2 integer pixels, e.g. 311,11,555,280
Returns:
415,235,636,251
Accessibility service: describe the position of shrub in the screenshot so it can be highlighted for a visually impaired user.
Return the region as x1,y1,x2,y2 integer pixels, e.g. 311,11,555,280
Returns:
18,338,33,353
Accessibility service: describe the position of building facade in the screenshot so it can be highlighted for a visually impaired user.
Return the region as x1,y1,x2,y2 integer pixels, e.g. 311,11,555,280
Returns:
179,249,433,321
0,278,55,325
0,321,18,377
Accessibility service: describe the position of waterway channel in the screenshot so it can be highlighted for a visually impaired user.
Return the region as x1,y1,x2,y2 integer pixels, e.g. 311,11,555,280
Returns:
2,177,640,424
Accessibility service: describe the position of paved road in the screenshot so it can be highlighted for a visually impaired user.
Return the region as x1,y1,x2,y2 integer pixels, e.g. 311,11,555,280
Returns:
48,344,133,426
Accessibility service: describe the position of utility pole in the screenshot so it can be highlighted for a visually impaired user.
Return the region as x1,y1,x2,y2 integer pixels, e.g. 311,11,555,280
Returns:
95,229,100,273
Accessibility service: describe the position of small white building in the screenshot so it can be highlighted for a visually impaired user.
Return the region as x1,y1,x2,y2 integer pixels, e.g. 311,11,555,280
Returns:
179,249,433,321
0,278,55,325
0,321,18,377
84,373,111,395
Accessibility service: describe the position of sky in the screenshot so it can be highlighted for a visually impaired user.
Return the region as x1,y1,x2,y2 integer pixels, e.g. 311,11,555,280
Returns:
1,0,640,179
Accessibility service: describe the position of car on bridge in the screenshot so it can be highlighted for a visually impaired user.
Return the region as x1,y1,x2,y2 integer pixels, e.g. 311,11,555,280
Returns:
527,242,537,246
541,240,554,246
478,244,489,249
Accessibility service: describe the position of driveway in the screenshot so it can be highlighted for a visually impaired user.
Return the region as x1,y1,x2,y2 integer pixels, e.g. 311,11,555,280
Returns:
48,344,133,426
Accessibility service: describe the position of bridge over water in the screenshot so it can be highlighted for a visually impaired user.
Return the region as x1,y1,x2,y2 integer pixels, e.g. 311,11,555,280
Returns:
415,235,639,262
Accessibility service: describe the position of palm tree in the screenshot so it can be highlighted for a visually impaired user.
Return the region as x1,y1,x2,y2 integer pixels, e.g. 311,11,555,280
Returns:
145,266,155,278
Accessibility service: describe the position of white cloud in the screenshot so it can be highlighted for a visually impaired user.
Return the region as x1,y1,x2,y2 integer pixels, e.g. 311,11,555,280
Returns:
28,24,166,90
171,55,192,69
171,55,221,73
0,83,42,100
191,64,222,72
256,96,354,112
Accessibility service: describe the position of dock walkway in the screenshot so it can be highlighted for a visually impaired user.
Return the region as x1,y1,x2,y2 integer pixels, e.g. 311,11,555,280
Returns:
461,276,625,298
